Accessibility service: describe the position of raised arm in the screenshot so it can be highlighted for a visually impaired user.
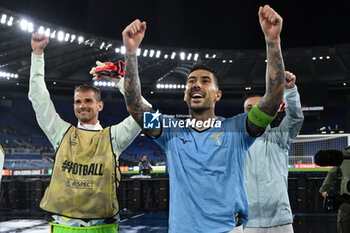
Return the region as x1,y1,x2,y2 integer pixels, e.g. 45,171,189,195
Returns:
122,19,161,138
276,71,304,139
28,33,70,149
246,5,286,137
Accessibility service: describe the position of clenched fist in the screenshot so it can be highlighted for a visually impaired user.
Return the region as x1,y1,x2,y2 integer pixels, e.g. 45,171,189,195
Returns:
31,32,49,55
258,5,283,42
285,71,296,89
122,19,146,55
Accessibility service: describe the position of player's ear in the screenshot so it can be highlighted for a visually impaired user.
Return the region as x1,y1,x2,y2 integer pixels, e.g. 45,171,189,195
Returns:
184,90,188,102
98,101,104,112
215,90,222,102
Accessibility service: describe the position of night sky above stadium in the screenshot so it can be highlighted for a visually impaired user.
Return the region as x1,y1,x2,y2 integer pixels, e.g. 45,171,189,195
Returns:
0,0,350,50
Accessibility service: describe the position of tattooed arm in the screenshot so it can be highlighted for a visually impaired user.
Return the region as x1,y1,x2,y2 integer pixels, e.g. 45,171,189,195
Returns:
246,5,286,137
122,19,161,137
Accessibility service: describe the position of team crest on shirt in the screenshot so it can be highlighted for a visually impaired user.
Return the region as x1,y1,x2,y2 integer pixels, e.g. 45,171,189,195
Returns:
208,131,224,146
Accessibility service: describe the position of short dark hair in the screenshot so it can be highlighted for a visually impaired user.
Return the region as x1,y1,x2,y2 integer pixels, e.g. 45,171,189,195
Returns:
74,84,101,102
189,64,220,89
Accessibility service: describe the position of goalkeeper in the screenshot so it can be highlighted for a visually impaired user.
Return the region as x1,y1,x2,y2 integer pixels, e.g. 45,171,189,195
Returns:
29,32,151,233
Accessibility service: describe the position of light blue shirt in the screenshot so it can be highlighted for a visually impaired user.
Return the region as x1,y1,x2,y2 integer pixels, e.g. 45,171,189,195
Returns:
244,86,304,227
155,113,255,233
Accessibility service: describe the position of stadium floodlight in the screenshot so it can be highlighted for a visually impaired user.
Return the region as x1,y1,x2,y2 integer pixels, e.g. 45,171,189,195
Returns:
180,52,185,60
44,28,50,37
121,46,126,54
38,26,44,34
100,42,105,50
93,80,115,88
143,49,148,57
187,53,192,60
1,14,6,24
64,33,70,42
50,30,56,39
136,48,141,56
156,83,186,90
27,22,34,32
105,43,112,50
70,34,76,43
57,31,64,41
7,16,13,26
78,36,84,44
0,71,18,79
107,82,115,87
20,19,28,31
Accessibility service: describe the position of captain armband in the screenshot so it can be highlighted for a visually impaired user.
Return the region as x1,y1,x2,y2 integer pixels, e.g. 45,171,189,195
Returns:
248,104,277,128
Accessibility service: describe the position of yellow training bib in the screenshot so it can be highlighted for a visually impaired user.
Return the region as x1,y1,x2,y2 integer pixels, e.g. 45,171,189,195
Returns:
40,126,120,219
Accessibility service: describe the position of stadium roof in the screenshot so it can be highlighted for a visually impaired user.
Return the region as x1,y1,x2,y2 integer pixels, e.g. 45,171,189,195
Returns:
0,1,349,101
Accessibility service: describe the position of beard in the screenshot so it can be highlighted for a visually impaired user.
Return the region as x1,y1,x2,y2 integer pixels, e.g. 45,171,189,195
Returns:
186,98,212,114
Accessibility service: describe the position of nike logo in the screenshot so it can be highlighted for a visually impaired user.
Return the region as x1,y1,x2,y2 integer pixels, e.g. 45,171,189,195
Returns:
179,138,192,144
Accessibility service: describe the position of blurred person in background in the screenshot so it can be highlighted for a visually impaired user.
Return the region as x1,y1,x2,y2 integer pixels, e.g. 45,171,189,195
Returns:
138,154,153,175
320,146,350,233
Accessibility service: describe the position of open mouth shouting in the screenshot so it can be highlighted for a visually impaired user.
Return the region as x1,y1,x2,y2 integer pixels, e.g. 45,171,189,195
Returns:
190,90,205,103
